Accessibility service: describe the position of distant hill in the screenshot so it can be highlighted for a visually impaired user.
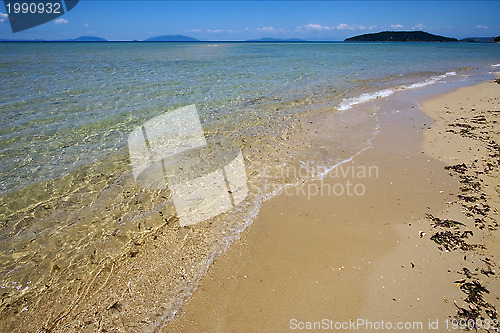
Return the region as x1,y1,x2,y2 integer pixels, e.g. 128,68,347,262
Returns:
494,36,500,43
345,31,458,42
246,37,306,42
66,36,107,42
0,36,106,42
144,35,199,42
460,37,495,43
0,39,47,42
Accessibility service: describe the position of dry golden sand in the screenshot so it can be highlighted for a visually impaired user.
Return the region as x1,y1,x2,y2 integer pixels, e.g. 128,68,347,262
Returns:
167,77,500,332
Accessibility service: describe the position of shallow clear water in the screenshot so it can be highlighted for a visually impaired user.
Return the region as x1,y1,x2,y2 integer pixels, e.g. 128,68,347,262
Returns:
1,42,499,194
0,41,498,330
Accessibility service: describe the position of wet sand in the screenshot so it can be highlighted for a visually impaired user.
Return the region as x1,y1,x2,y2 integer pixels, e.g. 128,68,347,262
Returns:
168,76,500,332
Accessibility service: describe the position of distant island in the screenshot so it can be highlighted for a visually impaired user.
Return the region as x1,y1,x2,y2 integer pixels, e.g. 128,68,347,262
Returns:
345,31,458,42
6,32,496,43
144,35,200,42
66,36,107,42
0,36,107,42
246,38,306,42
0,38,46,42
460,37,496,43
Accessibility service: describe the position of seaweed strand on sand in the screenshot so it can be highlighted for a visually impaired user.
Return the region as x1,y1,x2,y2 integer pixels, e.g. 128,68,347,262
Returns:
425,85,499,328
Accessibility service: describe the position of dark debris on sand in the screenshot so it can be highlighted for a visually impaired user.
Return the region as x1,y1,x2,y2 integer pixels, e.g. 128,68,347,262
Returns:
426,103,499,330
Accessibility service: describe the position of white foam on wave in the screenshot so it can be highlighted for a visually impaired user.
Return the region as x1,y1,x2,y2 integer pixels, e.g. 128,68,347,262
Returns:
337,89,395,111
492,64,500,68
403,72,455,89
337,71,457,111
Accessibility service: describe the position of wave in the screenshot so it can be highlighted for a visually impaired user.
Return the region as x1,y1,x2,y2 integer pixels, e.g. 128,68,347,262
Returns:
337,89,394,112
492,64,500,67
337,71,457,111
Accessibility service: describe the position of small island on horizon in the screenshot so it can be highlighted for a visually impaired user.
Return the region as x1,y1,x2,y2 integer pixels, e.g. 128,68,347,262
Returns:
2,31,498,43
345,31,458,42
245,38,306,42
143,35,200,42
68,36,107,42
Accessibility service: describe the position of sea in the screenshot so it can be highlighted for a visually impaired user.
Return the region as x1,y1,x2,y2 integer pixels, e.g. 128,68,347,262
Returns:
0,41,499,330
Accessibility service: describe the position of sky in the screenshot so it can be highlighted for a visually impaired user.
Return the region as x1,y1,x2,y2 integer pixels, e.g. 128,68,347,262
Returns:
0,1,499,41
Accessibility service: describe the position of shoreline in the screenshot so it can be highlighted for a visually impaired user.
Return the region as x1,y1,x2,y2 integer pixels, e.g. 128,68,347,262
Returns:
1,68,498,332
167,75,499,331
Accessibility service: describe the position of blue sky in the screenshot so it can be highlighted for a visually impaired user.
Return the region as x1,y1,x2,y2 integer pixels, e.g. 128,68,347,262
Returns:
0,1,499,41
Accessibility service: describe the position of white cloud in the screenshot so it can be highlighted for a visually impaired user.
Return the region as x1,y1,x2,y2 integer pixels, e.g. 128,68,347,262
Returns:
0,12,7,23
55,18,68,24
205,28,235,33
336,24,362,30
297,23,366,32
298,23,334,31
256,26,278,33
84,23,89,27
390,24,404,29
189,29,201,32
476,25,488,29
206,29,225,33
412,23,425,30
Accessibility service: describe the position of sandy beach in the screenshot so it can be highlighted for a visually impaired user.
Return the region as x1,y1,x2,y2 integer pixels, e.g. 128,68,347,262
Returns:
0,48,498,332
1,1,499,331
168,76,500,332
1,73,497,333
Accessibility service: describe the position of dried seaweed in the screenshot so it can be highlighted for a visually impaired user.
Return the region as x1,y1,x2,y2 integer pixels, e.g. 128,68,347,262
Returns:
426,214,464,228
470,115,487,124
445,163,468,174
430,230,482,252
436,106,500,328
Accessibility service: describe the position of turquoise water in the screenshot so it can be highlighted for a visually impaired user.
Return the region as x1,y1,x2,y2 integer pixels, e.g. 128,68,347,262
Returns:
0,42,498,330
1,42,498,193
